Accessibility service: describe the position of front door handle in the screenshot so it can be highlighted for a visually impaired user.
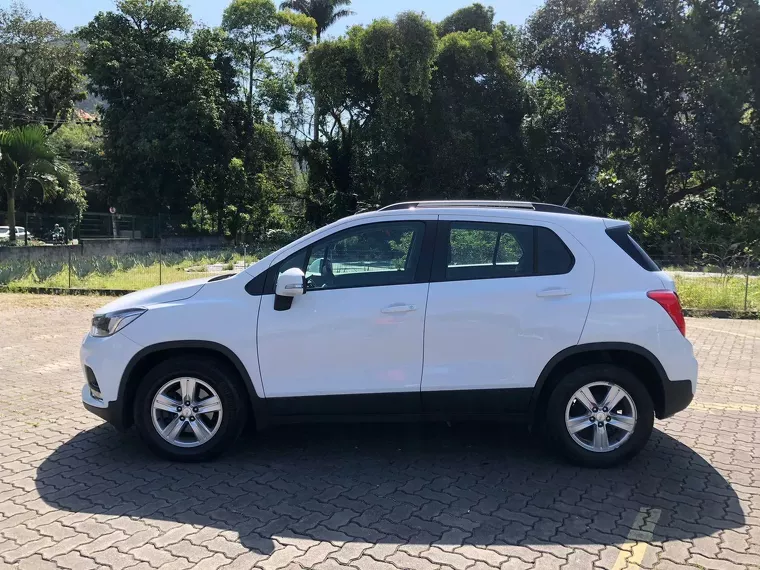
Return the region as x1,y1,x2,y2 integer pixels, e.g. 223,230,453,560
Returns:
536,288,571,298
381,304,417,314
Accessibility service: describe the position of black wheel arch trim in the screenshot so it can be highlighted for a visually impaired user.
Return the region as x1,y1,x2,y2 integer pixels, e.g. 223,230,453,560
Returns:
116,340,267,431
528,342,677,422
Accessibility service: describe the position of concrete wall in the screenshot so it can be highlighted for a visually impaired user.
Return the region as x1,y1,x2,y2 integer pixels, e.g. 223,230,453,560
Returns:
0,236,227,264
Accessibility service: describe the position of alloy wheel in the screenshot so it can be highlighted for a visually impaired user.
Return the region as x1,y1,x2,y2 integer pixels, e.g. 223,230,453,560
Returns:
564,381,637,453
151,377,223,448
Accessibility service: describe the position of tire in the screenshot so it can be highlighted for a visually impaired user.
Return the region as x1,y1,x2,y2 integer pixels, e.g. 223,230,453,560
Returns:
545,364,654,468
133,357,248,462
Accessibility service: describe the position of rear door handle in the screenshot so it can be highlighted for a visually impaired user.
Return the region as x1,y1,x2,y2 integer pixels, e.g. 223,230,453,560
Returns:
536,288,571,298
381,304,417,314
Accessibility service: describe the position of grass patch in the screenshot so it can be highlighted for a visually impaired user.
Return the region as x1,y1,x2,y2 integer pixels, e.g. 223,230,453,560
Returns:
6,262,221,290
0,247,276,292
673,274,759,312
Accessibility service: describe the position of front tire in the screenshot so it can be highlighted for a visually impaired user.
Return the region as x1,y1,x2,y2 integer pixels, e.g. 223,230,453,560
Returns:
546,364,654,467
134,357,247,462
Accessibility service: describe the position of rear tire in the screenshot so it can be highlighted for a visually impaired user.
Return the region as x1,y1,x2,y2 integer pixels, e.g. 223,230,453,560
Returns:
546,364,654,468
134,357,247,462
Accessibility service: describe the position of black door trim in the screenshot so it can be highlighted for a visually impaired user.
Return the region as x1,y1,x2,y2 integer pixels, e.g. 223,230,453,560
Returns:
266,392,421,416
266,387,533,422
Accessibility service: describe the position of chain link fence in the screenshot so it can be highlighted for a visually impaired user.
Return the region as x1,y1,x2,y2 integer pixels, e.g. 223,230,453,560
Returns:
0,242,284,293
652,254,759,315
1,211,240,244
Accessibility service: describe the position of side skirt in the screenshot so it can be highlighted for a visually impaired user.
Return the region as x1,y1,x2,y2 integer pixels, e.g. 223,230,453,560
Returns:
264,388,533,426
267,412,531,426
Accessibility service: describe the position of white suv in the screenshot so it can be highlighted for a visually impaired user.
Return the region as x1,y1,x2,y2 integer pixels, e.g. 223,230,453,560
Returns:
81,201,697,467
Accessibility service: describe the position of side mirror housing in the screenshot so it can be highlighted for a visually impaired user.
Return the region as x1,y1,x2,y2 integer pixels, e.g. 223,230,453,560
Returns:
276,268,306,297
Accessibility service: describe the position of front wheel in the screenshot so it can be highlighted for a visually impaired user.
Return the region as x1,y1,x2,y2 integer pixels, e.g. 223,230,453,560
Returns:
546,364,654,467
134,357,247,461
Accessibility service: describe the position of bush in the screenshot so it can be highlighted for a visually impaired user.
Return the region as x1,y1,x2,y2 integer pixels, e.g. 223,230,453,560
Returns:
628,209,760,270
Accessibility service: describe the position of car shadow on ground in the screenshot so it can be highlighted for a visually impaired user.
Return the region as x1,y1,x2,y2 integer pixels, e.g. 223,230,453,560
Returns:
35,422,744,554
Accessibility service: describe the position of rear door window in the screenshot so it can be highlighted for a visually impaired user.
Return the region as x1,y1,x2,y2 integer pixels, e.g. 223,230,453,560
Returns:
440,221,574,282
446,222,534,281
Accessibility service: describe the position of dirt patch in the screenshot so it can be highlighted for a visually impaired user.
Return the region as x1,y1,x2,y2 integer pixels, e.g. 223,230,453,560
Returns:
0,292,118,311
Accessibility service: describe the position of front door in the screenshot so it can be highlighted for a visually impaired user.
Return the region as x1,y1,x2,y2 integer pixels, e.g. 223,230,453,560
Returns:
257,219,434,416
421,215,593,415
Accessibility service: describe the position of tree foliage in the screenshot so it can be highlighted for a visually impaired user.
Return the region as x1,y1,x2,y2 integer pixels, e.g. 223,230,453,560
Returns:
78,0,296,239
222,0,315,118
0,2,85,132
297,10,528,223
0,125,83,242
523,0,760,215
279,0,353,41
5,0,760,252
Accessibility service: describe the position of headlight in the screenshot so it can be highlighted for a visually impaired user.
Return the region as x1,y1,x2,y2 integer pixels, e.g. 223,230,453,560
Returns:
90,308,146,337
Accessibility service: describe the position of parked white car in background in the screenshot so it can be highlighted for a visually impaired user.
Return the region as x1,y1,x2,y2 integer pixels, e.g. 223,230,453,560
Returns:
0,226,30,241
81,201,697,467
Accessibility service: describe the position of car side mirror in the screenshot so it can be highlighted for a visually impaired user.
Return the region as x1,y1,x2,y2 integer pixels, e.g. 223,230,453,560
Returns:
276,268,306,297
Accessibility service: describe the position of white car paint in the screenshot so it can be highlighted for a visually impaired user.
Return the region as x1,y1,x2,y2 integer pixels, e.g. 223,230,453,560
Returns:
0,226,29,240
258,283,429,397
81,203,698,435
422,215,595,392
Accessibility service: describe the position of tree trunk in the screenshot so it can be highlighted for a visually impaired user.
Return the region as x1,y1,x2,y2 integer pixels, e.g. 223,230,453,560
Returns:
247,53,255,119
313,31,321,142
6,190,16,244
314,93,320,142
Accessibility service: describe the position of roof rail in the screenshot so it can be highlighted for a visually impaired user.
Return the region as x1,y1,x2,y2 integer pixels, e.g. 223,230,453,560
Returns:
378,200,578,214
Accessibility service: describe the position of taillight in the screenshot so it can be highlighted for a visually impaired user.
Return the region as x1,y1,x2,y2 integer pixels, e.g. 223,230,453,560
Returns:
647,290,686,336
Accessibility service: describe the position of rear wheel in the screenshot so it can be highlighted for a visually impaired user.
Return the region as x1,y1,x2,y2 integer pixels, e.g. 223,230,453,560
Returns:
134,357,247,461
546,364,654,467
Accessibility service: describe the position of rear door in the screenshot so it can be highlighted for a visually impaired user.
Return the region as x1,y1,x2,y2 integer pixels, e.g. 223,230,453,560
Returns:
421,215,593,415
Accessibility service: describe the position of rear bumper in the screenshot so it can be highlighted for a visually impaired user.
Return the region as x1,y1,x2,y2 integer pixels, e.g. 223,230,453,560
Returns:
659,379,695,419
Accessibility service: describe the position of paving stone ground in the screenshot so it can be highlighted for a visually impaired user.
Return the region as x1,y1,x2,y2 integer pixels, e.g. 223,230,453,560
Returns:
0,293,759,570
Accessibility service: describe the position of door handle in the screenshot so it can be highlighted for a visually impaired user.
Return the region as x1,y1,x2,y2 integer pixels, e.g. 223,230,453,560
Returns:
381,304,417,314
536,288,571,298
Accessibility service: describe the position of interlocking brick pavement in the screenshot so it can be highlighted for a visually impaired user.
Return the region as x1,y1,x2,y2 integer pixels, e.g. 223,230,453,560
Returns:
0,293,759,569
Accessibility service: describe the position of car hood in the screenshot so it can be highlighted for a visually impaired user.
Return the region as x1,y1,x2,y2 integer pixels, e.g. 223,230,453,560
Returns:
94,277,210,314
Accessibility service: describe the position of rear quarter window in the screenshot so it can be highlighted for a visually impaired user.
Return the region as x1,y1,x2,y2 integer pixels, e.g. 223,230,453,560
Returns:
536,226,575,275
606,226,660,271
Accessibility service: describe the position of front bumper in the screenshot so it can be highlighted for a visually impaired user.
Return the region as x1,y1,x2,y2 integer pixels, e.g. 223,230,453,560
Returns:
82,385,128,431
80,332,143,431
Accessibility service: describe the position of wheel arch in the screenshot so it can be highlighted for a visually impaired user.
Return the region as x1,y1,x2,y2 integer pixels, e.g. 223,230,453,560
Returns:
529,342,669,426
118,341,267,431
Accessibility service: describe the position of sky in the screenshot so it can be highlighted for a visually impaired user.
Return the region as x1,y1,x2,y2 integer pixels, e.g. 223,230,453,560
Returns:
6,0,544,35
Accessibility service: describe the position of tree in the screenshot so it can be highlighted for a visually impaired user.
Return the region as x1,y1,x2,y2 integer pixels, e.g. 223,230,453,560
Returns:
221,0,315,120
279,0,353,42
0,125,81,242
522,0,760,215
0,2,85,132
79,0,298,238
49,121,105,210
297,7,530,224
79,0,235,220
278,0,353,140
437,3,494,36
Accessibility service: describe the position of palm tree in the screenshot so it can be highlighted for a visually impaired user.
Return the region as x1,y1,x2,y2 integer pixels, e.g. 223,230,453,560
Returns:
279,0,354,140
279,0,353,43
0,125,74,243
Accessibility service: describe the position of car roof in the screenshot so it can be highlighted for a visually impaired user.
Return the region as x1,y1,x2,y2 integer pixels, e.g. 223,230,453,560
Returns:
379,200,577,214
345,201,610,228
